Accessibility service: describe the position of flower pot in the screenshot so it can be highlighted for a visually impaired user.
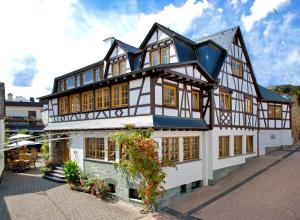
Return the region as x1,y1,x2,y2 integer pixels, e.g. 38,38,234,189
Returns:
99,192,106,200
91,188,96,196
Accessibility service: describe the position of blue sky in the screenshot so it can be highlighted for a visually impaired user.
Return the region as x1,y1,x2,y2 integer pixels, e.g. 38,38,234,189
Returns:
0,0,299,99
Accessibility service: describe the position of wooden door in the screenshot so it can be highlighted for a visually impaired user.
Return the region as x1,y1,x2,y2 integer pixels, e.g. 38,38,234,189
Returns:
62,140,70,162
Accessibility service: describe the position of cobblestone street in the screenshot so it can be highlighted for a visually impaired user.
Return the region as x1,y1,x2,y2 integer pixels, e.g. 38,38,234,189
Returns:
0,166,142,220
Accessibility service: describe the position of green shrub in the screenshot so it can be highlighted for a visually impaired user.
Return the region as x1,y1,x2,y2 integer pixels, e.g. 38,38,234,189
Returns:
41,140,49,160
40,166,52,175
63,160,80,184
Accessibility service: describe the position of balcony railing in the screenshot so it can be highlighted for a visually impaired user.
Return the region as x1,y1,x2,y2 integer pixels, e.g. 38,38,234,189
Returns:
5,119,44,131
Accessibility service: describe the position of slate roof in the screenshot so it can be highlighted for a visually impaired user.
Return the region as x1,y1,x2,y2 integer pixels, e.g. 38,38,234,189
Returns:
196,26,238,51
153,115,209,130
258,84,291,103
115,39,140,54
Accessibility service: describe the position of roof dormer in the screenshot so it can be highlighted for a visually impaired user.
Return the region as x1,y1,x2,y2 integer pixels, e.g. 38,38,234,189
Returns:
104,39,140,79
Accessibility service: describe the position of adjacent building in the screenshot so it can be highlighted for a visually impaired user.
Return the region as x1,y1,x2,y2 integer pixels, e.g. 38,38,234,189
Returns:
0,83,5,181
5,94,45,135
40,23,293,208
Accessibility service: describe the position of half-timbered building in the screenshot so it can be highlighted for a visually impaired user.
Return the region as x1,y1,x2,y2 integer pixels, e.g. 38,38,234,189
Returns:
40,23,292,208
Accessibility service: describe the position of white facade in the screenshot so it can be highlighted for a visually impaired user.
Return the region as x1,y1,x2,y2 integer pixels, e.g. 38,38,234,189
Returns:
6,105,42,120
0,119,4,177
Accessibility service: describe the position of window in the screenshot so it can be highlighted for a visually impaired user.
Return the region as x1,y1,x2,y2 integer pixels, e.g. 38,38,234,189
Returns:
220,91,231,110
119,60,126,75
108,140,116,161
150,50,159,66
191,180,201,189
162,137,179,162
93,66,103,82
66,76,75,89
231,58,243,77
69,94,80,113
111,83,129,108
160,47,170,64
85,138,105,160
58,96,68,115
108,184,115,193
234,136,242,155
163,84,177,107
180,184,187,193
183,137,199,160
269,105,282,119
81,90,94,112
245,96,253,113
246,135,253,153
75,75,80,87
112,60,126,77
192,91,200,110
58,80,65,92
129,189,141,200
82,70,93,85
219,136,229,157
95,87,110,110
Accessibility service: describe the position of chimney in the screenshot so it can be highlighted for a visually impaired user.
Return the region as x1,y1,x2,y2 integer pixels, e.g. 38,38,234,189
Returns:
30,97,35,102
7,93,13,101
103,37,115,54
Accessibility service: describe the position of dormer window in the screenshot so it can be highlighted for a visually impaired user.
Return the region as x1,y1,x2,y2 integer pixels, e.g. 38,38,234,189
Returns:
112,60,126,77
161,47,170,64
150,47,170,66
150,50,159,66
66,76,75,90
93,66,103,82
82,70,93,85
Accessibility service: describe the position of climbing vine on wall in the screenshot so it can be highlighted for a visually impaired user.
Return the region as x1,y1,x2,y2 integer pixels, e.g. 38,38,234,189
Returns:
109,124,174,213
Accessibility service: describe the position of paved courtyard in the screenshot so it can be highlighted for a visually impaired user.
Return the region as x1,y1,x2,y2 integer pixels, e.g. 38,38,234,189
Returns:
192,151,300,220
0,166,143,220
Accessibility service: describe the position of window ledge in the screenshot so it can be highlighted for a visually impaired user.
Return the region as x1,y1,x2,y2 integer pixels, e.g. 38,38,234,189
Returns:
129,198,143,204
176,159,202,165
218,152,256,160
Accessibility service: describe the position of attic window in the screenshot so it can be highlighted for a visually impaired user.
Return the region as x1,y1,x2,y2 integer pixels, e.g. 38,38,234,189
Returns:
112,60,126,77
150,50,159,66
231,58,243,78
150,47,170,66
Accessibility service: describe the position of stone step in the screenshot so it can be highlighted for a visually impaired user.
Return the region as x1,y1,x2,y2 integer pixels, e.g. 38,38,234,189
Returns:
51,169,65,175
48,172,65,179
43,175,66,183
55,166,64,171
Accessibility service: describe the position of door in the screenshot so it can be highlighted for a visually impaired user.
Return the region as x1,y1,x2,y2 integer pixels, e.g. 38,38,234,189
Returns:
62,140,70,162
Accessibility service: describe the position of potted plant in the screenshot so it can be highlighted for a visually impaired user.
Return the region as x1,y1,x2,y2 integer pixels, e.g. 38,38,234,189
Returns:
95,179,110,199
40,165,52,175
63,160,80,189
81,175,97,194
79,172,89,186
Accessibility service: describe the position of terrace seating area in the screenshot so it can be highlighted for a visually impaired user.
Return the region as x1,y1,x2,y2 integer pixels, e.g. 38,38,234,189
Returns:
6,147,39,173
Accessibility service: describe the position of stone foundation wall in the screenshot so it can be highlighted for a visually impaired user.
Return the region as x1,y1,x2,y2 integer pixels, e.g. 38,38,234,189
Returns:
84,160,135,200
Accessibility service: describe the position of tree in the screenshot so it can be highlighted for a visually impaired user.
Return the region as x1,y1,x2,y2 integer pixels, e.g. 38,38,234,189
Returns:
109,125,174,213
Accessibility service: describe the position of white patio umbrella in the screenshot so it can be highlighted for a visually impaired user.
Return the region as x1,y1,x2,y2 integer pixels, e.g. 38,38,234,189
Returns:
8,140,40,148
8,134,33,140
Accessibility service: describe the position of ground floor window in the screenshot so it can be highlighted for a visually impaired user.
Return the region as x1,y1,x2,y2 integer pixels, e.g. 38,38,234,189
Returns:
108,184,115,193
234,136,242,155
191,180,201,189
108,141,116,161
180,184,187,193
246,135,254,153
162,137,179,162
183,137,200,160
219,136,230,157
129,188,141,200
85,138,105,160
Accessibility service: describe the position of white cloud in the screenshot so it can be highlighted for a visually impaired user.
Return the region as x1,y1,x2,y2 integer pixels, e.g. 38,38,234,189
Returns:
241,0,290,31
0,0,212,99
